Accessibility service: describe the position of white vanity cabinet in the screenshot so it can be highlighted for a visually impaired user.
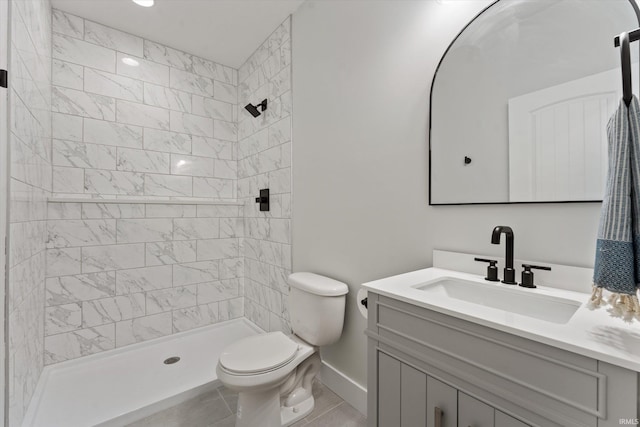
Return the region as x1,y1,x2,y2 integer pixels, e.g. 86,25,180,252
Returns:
366,293,639,427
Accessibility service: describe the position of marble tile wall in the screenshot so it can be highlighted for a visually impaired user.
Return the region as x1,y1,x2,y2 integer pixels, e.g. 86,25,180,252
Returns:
8,0,52,424
44,202,244,363
51,9,238,200
43,11,293,368
43,10,250,363
237,18,292,332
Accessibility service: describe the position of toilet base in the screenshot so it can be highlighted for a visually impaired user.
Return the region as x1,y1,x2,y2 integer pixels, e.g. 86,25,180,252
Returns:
282,395,314,426
235,389,281,427
224,342,322,427
234,390,315,427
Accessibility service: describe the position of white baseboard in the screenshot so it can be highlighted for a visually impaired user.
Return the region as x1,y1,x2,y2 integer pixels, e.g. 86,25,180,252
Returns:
318,360,367,416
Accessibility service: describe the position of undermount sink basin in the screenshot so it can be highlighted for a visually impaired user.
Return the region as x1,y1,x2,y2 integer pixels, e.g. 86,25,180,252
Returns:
414,277,581,324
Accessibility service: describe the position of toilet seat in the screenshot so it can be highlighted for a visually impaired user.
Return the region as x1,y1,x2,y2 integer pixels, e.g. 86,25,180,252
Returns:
219,331,299,375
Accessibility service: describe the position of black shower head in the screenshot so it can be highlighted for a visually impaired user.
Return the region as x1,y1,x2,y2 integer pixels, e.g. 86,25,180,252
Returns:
245,103,261,117
244,99,268,118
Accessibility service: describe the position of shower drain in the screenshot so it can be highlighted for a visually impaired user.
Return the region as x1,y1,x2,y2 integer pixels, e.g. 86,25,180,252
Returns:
163,356,180,365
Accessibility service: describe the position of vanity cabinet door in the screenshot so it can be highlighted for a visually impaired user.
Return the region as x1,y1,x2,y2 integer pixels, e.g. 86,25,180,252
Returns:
401,364,427,427
427,376,457,427
495,411,529,427
458,392,494,427
378,352,401,426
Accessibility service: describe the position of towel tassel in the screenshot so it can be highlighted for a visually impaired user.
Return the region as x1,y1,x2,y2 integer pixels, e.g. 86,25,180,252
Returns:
608,292,620,306
635,295,640,313
590,285,604,306
588,285,640,316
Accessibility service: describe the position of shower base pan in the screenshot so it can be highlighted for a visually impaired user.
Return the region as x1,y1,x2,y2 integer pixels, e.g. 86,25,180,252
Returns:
23,318,262,427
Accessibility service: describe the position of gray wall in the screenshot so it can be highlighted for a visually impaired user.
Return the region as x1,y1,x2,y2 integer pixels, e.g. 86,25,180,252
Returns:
292,0,602,388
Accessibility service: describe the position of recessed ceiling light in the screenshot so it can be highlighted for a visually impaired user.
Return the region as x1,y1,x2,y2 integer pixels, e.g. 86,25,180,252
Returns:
121,57,140,67
132,0,154,7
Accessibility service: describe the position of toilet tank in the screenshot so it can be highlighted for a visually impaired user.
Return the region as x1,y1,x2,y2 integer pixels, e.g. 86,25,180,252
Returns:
288,272,348,347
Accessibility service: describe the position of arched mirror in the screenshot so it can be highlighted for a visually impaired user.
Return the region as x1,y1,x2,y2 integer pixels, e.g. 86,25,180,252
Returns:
429,0,640,205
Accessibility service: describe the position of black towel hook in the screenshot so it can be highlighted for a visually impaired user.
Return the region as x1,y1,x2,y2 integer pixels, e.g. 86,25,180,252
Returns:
620,31,633,106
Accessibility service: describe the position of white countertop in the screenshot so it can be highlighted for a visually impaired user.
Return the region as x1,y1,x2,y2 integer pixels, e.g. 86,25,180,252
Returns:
362,267,640,373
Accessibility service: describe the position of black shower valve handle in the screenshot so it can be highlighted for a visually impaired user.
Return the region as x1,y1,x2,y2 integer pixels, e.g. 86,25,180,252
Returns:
474,257,499,282
255,188,270,212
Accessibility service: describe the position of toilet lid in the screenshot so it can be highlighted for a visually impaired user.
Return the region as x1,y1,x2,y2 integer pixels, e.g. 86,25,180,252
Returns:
219,332,299,374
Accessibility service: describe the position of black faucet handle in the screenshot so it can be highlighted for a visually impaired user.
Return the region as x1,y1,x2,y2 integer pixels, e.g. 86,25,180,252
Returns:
519,264,551,288
522,264,552,271
474,257,499,282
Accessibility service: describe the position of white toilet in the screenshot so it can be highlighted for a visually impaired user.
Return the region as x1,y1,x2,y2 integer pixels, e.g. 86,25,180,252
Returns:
216,272,349,427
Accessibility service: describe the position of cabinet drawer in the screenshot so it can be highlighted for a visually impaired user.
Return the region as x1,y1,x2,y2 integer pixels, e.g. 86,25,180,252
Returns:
458,393,494,427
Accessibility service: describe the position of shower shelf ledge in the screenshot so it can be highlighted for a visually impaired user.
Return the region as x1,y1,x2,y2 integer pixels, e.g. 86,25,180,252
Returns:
48,197,244,206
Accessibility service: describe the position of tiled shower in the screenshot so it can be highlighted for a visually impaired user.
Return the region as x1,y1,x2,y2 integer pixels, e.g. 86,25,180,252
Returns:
7,1,292,425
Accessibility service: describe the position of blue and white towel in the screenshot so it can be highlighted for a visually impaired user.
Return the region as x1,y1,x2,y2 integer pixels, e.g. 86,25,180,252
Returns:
592,96,640,313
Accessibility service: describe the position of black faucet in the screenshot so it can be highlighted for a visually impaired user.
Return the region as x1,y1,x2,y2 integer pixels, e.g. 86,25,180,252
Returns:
491,226,516,285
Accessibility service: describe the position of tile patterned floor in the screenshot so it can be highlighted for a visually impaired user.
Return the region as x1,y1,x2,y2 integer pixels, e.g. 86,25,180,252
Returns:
127,380,366,427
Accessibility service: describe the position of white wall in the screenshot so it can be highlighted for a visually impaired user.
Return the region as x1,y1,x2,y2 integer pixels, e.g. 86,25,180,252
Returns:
292,0,602,389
